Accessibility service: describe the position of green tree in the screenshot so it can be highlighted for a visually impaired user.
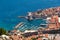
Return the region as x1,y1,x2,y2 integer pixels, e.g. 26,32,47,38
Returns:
31,38,36,40
0,28,7,35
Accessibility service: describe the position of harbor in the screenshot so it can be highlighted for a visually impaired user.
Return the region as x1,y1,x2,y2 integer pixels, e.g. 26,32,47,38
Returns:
1,0,60,40
9,7,60,40
0,7,60,40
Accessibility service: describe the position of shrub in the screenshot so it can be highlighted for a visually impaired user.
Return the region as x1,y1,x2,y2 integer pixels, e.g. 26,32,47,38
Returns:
0,28,7,35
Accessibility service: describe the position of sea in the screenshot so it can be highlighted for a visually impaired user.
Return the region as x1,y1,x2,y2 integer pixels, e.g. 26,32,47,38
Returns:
0,0,60,31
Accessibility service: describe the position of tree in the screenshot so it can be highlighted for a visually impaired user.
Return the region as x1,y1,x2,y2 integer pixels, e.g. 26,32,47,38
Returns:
31,38,36,40
0,28,7,35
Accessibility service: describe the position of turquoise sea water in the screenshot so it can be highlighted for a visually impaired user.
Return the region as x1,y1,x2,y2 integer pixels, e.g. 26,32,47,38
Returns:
0,0,60,31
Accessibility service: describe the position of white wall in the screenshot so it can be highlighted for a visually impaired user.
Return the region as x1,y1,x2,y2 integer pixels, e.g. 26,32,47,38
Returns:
58,17,60,23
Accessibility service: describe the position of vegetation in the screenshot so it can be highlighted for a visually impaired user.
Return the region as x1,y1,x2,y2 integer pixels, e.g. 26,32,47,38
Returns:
0,28,7,35
31,38,36,40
